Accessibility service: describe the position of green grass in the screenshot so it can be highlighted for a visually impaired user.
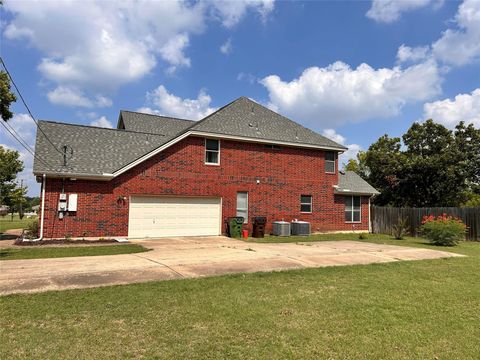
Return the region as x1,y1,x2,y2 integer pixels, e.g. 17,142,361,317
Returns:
1,236,479,359
0,214,37,232
0,244,148,260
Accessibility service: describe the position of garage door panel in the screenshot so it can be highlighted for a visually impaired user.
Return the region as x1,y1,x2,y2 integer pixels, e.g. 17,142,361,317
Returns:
128,196,221,238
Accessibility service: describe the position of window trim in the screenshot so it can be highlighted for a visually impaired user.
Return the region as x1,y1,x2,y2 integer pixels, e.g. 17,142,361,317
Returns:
205,138,220,166
236,191,248,224
300,194,313,214
345,195,362,223
325,151,336,174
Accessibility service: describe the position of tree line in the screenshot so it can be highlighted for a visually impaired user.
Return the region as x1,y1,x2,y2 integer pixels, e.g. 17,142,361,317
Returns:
344,120,480,207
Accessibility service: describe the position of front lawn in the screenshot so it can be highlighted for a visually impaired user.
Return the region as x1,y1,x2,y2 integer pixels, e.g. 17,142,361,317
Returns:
1,237,479,359
0,214,37,233
0,244,148,260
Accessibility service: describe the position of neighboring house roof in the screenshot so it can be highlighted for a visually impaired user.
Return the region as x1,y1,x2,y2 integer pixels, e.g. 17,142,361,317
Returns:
33,96,347,178
118,111,194,136
335,171,380,195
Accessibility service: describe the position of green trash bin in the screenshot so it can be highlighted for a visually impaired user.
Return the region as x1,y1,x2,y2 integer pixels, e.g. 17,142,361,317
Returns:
228,217,244,238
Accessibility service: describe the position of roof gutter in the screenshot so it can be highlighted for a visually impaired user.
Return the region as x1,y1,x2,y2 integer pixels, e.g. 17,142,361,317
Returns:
33,172,114,181
189,131,348,151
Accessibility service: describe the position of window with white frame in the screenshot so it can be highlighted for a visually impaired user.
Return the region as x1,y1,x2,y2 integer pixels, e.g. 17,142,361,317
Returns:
236,192,248,223
300,195,312,213
345,196,361,222
325,151,336,173
205,139,220,164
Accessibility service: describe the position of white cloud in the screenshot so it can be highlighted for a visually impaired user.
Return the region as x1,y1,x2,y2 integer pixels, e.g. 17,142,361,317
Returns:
90,116,114,128
47,87,112,108
140,85,217,120
237,72,257,84
366,0,438,23
220,38,233,55
432,0,480,66
209,0,275,28
261,60,442,127
396,44,430,63
423,88,480,128
321,129,362,165
159,33,191,74
4,1,274,104
322,129,345,145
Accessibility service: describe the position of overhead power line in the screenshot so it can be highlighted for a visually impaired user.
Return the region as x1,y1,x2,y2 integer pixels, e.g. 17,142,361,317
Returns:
0,120,55,169
0,56,64,155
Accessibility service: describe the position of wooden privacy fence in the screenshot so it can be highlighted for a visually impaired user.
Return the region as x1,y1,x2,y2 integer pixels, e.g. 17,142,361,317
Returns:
371,206,480,241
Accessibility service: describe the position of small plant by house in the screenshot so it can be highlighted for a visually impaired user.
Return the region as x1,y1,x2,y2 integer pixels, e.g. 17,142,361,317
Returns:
420,214,466,246
392,217,409,240
23,219,39,240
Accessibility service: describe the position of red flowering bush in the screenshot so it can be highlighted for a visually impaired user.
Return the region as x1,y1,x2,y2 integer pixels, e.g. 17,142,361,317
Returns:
420,213,466,246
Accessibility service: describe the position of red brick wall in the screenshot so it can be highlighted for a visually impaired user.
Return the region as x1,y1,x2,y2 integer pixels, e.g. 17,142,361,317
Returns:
41,136,370,238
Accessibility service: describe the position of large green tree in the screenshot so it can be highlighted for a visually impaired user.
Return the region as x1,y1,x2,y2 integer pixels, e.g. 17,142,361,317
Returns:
0,145,24,207
0,70,17,121
344,120,480,207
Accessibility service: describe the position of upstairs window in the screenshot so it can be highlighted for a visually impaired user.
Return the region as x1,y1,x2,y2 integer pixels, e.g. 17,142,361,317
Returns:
325,151,336,173
205,139,220,165
300,195,312,213
345,196,361,222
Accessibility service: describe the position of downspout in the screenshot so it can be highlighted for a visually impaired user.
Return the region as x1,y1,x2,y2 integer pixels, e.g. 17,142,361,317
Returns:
25,174,46,242
368,196,372,233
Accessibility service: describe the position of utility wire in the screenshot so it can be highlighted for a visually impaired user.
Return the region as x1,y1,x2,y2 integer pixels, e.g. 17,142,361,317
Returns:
0,121,55,169
2,118,36,155
0,56,64,155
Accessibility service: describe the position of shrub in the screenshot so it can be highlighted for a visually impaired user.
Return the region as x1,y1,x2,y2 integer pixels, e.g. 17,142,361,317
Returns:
24,220,39,239
420,214,466,246
392,217,409,240
358,233,368,240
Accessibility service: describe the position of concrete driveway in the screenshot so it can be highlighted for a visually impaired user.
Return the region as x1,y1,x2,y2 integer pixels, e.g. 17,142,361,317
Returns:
0,236,462,295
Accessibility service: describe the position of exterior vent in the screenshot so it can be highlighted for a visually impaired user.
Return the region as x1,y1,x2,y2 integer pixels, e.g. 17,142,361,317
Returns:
273,221,291,236
291,221,311,236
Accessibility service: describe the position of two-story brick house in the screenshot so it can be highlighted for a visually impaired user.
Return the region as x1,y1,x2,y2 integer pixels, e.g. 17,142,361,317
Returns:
33,97,379,239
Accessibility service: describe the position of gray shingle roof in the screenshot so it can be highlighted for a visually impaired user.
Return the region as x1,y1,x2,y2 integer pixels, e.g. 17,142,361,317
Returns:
33,121,171,176
336,171,380,195
34,96,348,177
119,111,194,136
189,97,347,150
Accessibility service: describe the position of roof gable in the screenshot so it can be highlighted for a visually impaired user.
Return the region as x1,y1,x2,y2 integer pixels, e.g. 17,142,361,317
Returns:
189,97,347,150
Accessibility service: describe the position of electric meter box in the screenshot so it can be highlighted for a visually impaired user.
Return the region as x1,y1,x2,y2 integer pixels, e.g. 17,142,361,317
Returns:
68,194,78,212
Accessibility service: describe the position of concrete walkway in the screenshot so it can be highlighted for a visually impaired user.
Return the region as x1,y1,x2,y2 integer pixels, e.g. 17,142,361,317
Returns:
0,237,462,295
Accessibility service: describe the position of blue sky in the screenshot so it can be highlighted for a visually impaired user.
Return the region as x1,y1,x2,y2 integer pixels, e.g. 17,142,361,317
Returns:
1,0,480,196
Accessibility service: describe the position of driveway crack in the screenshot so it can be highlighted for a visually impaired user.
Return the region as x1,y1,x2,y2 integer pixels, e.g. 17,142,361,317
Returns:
131,254,185,278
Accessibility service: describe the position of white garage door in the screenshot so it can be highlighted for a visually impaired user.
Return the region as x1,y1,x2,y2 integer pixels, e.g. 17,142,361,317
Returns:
128,196,222,238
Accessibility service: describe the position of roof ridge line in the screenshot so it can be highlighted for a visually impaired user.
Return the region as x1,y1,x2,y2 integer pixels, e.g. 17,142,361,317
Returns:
120,110,195,123
37,120,166,136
